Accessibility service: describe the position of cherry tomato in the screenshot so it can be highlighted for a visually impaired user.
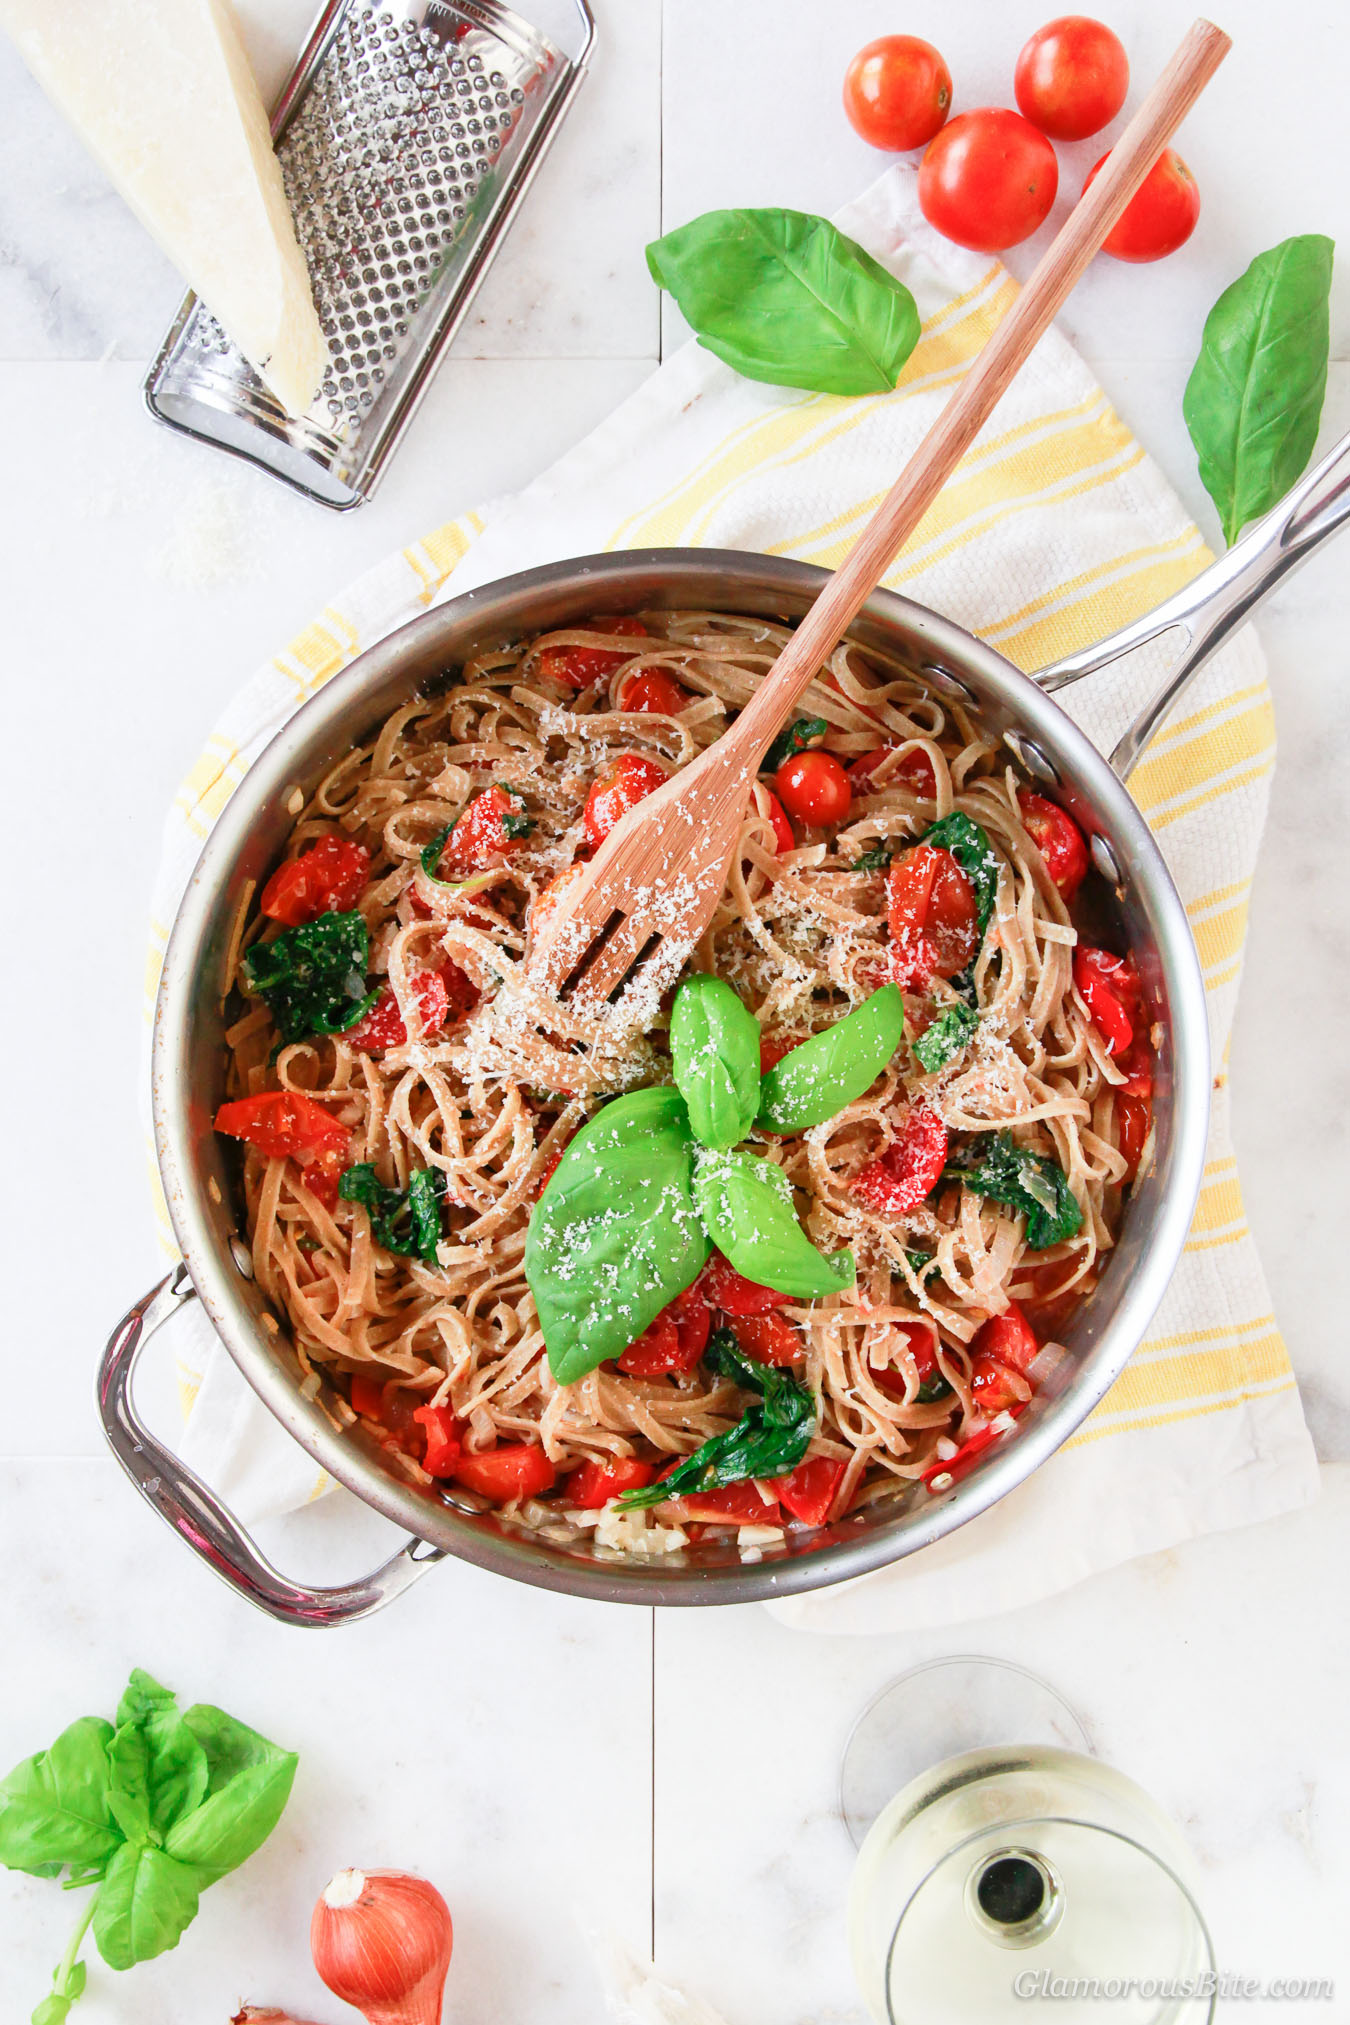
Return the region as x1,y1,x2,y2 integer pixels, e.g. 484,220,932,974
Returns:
849,745,937,797
413,1403,463,1477
302,1142,347,1210
260,835,370,926
348,1372,386,1419
751,782,795,855
702,1251,791,1316
843,34,952,152
666,1481,779,1526
618,667,688,715
1116,1092,1151,1176
852,1104,949,1217
443,785,533,871
346,966,456,1052
1085,147,1199,261
1014,16,1129,141
618,1281,712,1376
922,1413,1024,1491
584,752,667,850
773,748,853,827
969,1355,1035,1414
451,1442,557,1502
919,108,1059,252
1018,789,1089,901
870,1320,940,1399
1073,946,1139,1055
730,1312,803,1367
769,1456,847,1527
531,1147,564,1201
971,1302,1040,1373
758,1031,805,1074
529,862,587,952
567,1456,656,1509
887,844,979,988
537,615,648,690
214,1089,348,1162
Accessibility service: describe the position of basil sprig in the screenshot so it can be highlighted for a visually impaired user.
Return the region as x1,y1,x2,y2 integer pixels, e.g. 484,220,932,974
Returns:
694,1148,855,1298
647,208,922,396
670,975,762,1151
764,716,827,772
1183,235,1334,545
0,1670,296,2022
757,984,905,1133
944,1132,1082,1250
913,1001,979,1074
244,910,378,1045
339,1163,447,1265
616,1330,816,1510
922,813,999,939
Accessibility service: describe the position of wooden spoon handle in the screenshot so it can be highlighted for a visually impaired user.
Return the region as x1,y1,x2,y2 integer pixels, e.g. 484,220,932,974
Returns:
734,15,1231,758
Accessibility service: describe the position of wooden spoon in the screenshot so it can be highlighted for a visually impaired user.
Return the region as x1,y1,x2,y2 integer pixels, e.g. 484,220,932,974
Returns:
530,17,1231,1010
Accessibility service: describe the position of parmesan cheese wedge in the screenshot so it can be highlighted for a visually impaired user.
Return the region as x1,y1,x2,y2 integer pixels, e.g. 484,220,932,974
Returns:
0,0,328,415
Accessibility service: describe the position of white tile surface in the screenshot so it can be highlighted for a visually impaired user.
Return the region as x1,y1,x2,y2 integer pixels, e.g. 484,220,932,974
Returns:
2,0,1348,2016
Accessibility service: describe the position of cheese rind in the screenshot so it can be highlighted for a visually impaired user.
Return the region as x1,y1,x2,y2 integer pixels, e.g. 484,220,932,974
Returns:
1,0,328,415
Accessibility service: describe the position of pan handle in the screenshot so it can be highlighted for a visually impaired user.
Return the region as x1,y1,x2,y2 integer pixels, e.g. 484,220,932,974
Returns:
1036,428,1350,776
98,1268,444,1628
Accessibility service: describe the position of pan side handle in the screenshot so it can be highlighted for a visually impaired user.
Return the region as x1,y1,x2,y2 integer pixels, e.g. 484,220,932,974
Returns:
98,1268,444,1628
1035,429,1350,776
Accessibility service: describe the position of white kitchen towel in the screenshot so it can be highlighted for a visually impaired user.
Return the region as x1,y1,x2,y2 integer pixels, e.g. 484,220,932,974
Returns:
146,166,1319,1616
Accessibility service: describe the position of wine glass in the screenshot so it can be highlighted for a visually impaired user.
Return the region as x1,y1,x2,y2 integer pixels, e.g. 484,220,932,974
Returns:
843,1658,1216,2025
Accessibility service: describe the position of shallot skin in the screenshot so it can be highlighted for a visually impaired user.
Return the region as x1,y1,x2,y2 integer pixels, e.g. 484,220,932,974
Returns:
311,1867,453,2025
232,2009,329,2025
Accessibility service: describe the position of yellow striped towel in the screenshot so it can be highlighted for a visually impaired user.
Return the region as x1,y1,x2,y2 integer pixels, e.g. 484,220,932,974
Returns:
148,167,1317,1621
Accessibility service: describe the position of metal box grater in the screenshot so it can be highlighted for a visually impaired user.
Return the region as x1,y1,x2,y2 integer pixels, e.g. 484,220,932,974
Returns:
144,0,595,509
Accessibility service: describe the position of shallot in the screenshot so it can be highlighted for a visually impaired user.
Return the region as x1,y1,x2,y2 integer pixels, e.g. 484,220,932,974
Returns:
311,1868,453,2025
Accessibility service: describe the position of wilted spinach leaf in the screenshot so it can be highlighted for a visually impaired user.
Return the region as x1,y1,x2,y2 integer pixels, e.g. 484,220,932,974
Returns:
244,911,377,1045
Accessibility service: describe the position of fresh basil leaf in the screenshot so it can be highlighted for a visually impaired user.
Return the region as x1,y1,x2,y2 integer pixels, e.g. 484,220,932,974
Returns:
764,716,827,772
670,975,761,1151
617,1330,816,1509
905,1247,940,1286
165,1706,298,1885
104,1728,150,1848
945,1132,1082,1250
244,911,378,1046
916,1371,953,1403
694,1148,855,1298
112,1673,208,1841
0,1720,120,1880
647,208,921,397
757,985,905,1133
526,1087,711,1387
852,843,892,872
1183,235,1334,545
92,1842,200,1971
499,788,533,839
922,813,999,940
339,1163,446,1266
913,1002,979,1074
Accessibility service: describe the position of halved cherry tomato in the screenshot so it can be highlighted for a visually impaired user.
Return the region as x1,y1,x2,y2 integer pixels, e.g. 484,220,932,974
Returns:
346,966,453,1052
769,1456,848,1527
666,1481,780,1526
302,1142,348,1210
849,745,937,797
260,835,370,927
618,1281,712,1376
584,752,667,850
759,1032,805,1074
702,1251,791,1316
843,34,952,152
451,1443,557,1501
618,667,687,715
1116,1093,1151,1177
1085,147,1200,262
972,1302,1039,1373
751,783,795,855
887,844,979,988
537,615,648,690
1073,946,1139,1055
414,1403,463,1477
870,1320,939,1398
921,1409,1025,1491
1017,790,1089,901
443,785,533,871
529,862,588,952
774,749,853,827
215,1090,348,1162
1015,1257,1085,1332
349,1372,386,1418
852,1104,949,1217
730,1311,803,1367
919,108,1058,252
567,1456,656,1509
1014,16,1129,141
531,1147,564,1201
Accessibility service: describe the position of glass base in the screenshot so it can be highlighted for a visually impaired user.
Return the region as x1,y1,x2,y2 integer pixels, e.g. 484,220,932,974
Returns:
840,1657,1092,1848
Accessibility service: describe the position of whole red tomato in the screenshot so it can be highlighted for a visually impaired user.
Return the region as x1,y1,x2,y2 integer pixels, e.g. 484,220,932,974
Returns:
843,34,952,152
1085,147,1199,261
1015,16,1129,141
919,109,1059,252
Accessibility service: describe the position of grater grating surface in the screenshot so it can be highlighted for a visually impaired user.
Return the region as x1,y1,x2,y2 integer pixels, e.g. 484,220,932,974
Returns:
145,0,595,509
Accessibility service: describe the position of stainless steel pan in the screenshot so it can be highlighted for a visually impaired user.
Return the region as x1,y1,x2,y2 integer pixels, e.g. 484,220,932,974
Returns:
101,433,1350,1625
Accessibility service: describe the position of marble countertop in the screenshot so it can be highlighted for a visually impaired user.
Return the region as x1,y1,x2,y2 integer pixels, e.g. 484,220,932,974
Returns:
2,1,1347,2018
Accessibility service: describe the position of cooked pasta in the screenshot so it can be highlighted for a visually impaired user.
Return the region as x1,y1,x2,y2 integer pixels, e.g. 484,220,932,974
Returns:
215,610,1152,1545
